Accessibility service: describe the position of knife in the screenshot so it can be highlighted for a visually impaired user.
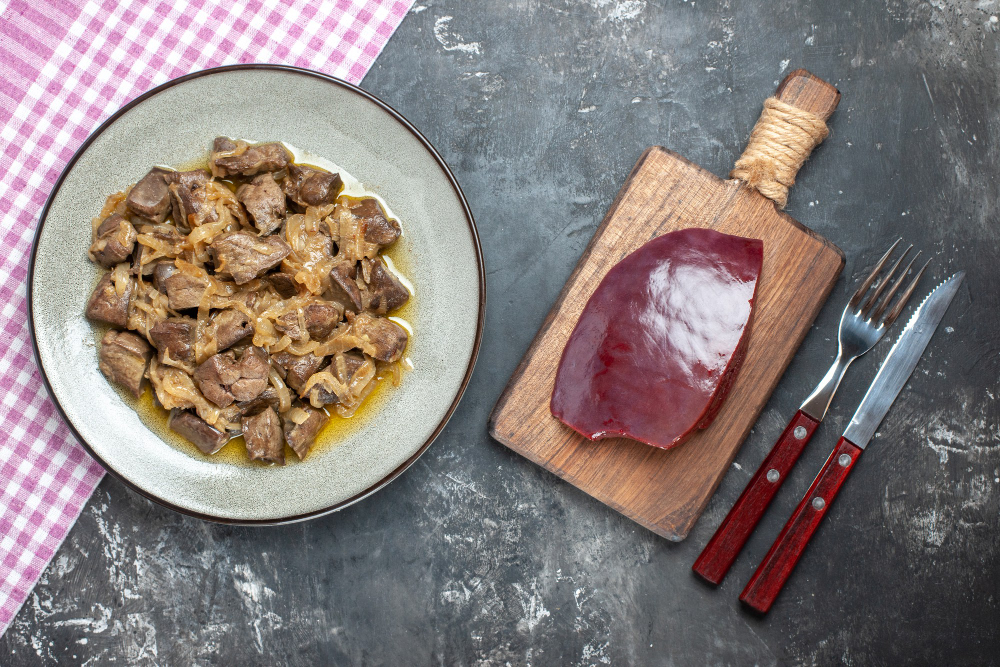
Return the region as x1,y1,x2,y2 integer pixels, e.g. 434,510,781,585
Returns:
739,271,965,613
692,240,927,585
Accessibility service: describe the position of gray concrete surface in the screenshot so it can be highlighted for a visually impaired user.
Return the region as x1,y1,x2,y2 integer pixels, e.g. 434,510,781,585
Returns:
4,0,999,664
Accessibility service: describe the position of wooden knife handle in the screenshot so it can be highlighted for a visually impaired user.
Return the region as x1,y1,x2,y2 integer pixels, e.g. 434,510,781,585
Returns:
740,436,862,613
692,410,820,584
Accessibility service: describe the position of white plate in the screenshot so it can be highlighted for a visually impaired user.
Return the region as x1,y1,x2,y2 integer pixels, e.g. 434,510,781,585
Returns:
29,65,484,523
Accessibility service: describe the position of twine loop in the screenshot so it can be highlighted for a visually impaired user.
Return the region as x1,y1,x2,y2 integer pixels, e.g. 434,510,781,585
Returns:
730,97,829,209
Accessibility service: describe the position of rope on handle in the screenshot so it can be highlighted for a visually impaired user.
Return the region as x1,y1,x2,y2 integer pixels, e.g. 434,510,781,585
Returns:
730,97,829,209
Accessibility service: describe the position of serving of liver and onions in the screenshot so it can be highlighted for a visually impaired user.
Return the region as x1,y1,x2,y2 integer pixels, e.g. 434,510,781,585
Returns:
85,138,411,465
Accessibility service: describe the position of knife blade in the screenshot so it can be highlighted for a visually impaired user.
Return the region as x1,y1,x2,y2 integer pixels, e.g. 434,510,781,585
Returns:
740,271,965,613
693,241,932,586
843,270,965,447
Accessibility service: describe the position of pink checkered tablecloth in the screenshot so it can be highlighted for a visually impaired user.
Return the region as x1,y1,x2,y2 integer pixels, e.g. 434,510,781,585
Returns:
0,0,413,636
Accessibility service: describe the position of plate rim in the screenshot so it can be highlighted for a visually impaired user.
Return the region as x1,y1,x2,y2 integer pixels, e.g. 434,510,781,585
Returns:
27,63,486,525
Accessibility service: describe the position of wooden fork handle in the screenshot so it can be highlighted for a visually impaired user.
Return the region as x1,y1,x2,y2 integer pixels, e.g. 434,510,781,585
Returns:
693,410,820,584
740,436,863,613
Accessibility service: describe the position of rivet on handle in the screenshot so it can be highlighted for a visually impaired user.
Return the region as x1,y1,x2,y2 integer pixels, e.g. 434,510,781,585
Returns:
793,426,807,439
766,469,780,483
811,497,826,510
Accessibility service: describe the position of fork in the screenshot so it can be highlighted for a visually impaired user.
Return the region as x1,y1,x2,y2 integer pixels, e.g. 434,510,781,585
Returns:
692,239,929,584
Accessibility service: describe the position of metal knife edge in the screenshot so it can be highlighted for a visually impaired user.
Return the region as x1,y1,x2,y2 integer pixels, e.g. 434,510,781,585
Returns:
843,271,966,448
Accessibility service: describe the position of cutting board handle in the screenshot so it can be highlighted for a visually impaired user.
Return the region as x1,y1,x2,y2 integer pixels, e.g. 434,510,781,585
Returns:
774,69,840,122
731,69,840,208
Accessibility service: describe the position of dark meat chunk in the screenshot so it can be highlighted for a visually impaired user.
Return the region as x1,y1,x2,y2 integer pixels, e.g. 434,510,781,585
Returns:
329,261,363,311
338,351,367,380
273,311,306,341
304,381,338,407
242,407,284,464
193,346,270,407
205,308,253,351
89,214,137,268
233,346,270,401
268,272,299,298
152,261,178,293
211,232,291,285
271,352,326,393
86,273,134,327
283,164,343,207
210,137,292,177
193,352,240,407
98,329,152,398
352,313,408,362
125,168,172,223
304,303,342,339
237,173,285,235
364,259,409,313
163,271,209,310
149,317,195,364
164,170,216,231
168,410,229,455
237,387,282,416
551,228,763,450
348,197,401,246
305,353,366,406
274,303,343,341
283,406,328,460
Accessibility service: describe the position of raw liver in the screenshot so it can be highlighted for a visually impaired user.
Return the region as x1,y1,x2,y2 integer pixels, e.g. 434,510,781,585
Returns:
550,228,763,450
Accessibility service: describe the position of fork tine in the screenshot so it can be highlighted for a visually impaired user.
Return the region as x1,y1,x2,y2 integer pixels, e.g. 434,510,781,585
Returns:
861,244,913,316
849,239,902,308
882,259,931,327
870,251,921,324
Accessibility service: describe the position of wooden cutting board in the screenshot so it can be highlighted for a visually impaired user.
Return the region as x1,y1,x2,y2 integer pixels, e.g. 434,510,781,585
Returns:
488,70,845,541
